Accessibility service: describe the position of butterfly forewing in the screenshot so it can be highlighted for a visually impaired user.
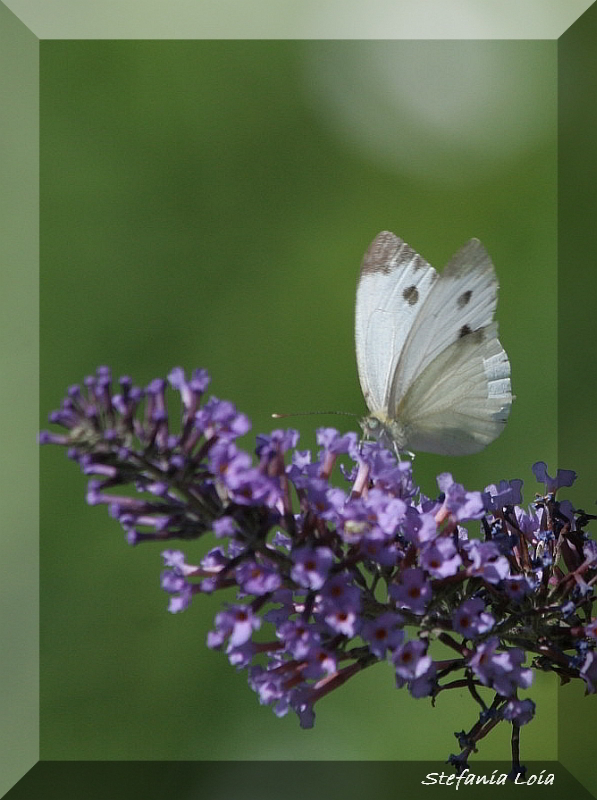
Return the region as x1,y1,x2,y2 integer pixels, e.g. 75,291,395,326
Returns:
355,231,437,414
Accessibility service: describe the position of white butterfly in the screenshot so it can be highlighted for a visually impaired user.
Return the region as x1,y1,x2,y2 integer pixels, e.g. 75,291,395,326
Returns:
355,231,512,456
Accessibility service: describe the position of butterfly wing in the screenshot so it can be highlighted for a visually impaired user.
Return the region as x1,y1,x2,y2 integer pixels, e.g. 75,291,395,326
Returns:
388,238,512,454
388,238,500,408
355,231,438,415
398,322,512,455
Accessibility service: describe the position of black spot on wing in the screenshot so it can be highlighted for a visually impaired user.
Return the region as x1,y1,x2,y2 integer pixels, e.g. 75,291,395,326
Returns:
458,325,485,344
402,285,419,305
457,290,472,309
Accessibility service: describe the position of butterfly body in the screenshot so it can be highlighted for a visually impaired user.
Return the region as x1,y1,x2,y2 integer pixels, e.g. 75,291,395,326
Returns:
359,412,408,452
356,231,512,456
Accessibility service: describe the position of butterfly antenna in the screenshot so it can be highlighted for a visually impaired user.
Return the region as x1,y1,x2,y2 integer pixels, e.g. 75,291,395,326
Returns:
271,410,359,419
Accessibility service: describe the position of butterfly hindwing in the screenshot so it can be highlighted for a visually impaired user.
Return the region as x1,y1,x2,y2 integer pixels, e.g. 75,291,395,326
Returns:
398,322,511,455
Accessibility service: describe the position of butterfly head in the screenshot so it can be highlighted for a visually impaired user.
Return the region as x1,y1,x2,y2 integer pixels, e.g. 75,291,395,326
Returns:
359,413,408,451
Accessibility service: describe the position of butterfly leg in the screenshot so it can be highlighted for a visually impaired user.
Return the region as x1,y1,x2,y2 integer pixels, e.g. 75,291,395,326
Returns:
393,443,416,462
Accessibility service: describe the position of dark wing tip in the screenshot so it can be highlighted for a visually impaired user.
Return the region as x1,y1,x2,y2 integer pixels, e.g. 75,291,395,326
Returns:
360,230,416,277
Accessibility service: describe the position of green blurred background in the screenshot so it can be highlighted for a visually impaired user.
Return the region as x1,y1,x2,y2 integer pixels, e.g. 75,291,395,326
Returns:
40,40,558,760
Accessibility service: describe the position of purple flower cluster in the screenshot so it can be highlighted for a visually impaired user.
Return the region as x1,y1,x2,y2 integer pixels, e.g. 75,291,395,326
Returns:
41,367,597,771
